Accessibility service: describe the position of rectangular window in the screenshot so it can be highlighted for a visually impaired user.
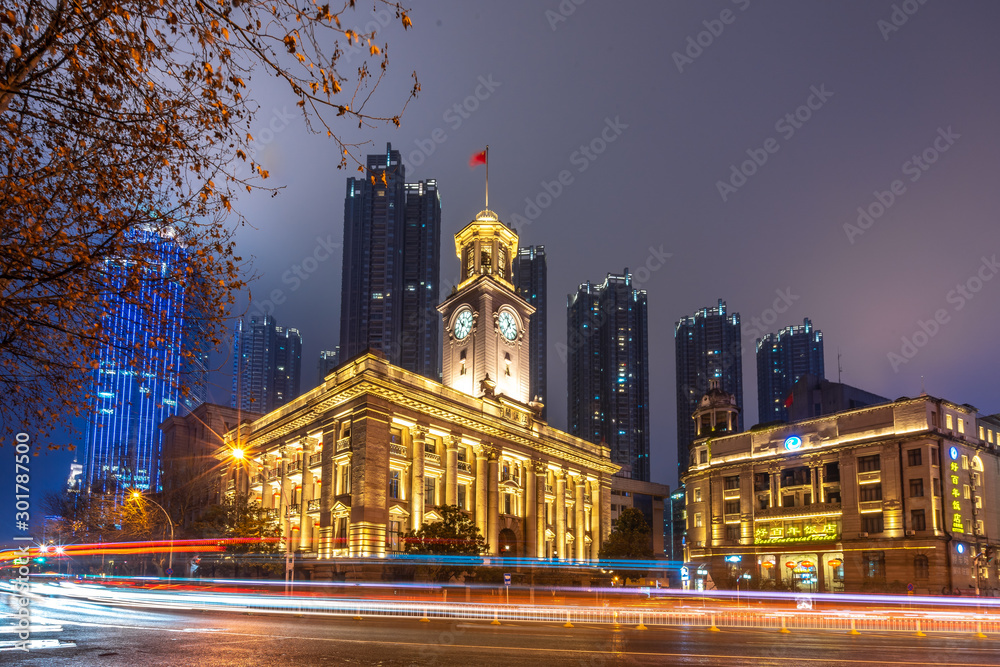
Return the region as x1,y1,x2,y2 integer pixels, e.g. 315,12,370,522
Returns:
504,493,512,515
862,551,886,582
424,477,436,507
958,419,965,434
783,495,795,508
803,493,812,506
458,484,467,510
699,450,708,464
979,426,985,440
340,464,351,495
611,504,617,511
963,484,970,499
946,414,954,430
724,500,740,515
909,478,924,497
388,520,401,553
934,509,941,530
336,517,349,548
857,454,881,472
725,525,740,543
694,487,702,502
724,475,740,490
961,455,969,470
914,555,929,579
931,447,939,464
859,484,883,502
389,470,400,499
862,513,885,534
911,509,926,531
907,449,922,466
694,513,703,528
932,477,941,496
976,520,985,535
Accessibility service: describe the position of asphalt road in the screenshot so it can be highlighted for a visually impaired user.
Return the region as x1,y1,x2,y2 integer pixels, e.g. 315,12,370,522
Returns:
3,593,999,666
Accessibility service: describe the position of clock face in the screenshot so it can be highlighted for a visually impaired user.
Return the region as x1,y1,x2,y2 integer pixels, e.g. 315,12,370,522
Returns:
498,311,518,341
454,309,473,340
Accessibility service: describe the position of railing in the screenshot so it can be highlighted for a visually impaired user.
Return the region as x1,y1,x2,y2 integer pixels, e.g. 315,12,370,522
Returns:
754,501,842,520
265,469,280,481
723,488,741,499
425,452,442,465
724,513,740,524
307,499,321,513
336,436,351,452
457,461,473,474
286,506,300,518
389,443,408,458
38,586,1000,637
251,473,264,485
859,500,883,513
226,479,235,491
287,460,302,474
308,452,323,468
500,471,520,484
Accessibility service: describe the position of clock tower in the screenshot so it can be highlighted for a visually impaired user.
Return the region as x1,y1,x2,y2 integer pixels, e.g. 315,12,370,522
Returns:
438,209,534,404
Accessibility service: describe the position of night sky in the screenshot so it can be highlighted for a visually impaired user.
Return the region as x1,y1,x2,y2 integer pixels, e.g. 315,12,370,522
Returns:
18,2,1000,533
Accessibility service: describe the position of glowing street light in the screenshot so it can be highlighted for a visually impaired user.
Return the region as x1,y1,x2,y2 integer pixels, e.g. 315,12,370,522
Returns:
130,490,174,577
231,448,245,460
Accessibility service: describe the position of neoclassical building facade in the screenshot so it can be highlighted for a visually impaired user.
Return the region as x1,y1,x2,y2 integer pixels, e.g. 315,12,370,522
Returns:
220,209,618,560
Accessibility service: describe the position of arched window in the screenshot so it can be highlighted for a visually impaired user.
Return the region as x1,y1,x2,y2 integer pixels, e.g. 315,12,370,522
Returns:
914,554,929,579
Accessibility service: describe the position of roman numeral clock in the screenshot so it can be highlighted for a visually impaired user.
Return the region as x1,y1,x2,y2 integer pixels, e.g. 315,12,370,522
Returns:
438,209,534,404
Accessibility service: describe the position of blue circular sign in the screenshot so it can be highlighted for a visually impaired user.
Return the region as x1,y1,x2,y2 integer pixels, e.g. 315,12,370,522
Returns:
956,543,965,554
949,446,959,460
784,436,802,451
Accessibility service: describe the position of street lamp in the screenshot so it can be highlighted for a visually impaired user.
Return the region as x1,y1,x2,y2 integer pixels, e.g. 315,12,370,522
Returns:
130,491,174,578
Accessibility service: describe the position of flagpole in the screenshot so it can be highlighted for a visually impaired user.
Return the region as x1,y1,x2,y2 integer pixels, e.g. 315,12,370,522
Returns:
485,145,489,209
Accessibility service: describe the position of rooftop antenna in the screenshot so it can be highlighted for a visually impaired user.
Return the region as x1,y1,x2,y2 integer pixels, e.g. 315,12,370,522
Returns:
837,348,842,383
920,376,926,396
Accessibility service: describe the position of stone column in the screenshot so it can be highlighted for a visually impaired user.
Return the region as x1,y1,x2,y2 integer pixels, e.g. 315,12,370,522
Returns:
487,446,500,554
410,426,426,531
600,475,613,543
525,461,536,559
445,435,460,506
810,465,819,503
555,469,567,559
535,462,547,558
319,420,338,558
816,463,825,503
590,479,601,559
475,446,488,538
575,476,586,561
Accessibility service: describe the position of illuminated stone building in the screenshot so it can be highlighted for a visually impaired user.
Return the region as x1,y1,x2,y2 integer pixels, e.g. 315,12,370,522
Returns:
683,388,1000,595
221,209,617,561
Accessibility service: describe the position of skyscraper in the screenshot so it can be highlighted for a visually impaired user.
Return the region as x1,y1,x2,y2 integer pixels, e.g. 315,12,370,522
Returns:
232,315,302,413
273,326,302,407
675,299,743,475
567,271,650,481
756,318,824,424
318,347,340,385
513,245,547,420
339,143,441,379
83,228,196,500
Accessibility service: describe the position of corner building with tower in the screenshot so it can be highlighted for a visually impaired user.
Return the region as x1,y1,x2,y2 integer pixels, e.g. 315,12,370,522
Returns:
683,386,1000,595
222,209,617,562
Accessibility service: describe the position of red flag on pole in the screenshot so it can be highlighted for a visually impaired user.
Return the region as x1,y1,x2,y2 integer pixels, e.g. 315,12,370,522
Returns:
469,149,487,168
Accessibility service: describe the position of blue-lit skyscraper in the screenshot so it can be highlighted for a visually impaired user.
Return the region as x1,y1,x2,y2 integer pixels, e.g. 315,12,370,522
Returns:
84,228,201,501
756,318,825,424
567,270,650,481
